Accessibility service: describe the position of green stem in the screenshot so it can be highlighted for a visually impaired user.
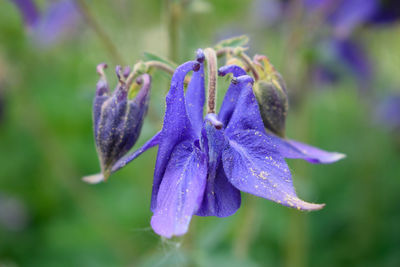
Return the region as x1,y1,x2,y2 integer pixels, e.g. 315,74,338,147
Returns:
125,60,184,90
237,52,259,81
215,48,259,81
284,66,313,267
233,195,260,259
76,0,125,65
166,0,182,62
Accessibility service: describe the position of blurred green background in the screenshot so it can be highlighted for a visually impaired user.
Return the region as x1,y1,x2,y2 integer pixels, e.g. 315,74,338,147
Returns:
1,0,400,266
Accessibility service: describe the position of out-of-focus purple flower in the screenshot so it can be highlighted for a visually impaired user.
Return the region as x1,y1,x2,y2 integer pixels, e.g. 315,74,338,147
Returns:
368,0,400,24
11,0,39,29
250,0,287,27
311,38,372,91
376,93,400,132
301,0,391,90
335,39,372,88
304,0,378,38
304,0,400,36
11,0,81,47
82,64,152,184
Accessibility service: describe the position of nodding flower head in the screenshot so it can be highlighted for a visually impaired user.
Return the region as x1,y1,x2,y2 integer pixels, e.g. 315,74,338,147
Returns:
252,54,289,137
92,63,151,181
148,53,331,239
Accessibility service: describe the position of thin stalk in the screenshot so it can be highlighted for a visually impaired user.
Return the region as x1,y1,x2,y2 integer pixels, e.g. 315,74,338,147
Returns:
204,48,217,114
233,195,260,259
284,102,311,267
215,48,259,81
125,60,185,90
76,0,125,65
145,60,176,76
166,0,182,62
237,52,259,81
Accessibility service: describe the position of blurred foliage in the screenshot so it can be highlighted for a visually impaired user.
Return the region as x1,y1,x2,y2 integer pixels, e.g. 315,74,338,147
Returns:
0,0,400,266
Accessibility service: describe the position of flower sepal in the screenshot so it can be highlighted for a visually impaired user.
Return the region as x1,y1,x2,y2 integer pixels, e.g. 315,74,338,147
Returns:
252,55,289,137
83,63,151,184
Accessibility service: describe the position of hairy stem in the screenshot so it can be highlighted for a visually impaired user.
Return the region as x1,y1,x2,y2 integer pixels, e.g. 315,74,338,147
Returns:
204,48,218,114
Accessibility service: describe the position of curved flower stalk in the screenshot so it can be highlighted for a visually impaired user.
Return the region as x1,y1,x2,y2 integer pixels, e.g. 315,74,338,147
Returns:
148,51,330,238
82,64,153,184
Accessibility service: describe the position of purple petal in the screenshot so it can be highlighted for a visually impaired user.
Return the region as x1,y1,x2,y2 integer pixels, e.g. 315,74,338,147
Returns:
223,130,324,211
111,131,161,172
224,75,266,136
217,65,247,125
111,74,151,161
82,132,160,184
33,0,81,46
196,116,241,217
94,90,129,170
12,0,39,29
151,141,207,238
151,61,200,211
280,138,346,164
185,51,205,134
196,164,241,217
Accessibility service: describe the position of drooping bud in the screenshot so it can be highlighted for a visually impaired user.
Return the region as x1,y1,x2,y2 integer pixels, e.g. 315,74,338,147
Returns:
252,55,288,137
90,63,151,182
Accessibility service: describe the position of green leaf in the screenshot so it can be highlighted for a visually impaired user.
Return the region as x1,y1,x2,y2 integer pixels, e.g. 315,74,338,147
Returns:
143,52,177,69
214,35,249,50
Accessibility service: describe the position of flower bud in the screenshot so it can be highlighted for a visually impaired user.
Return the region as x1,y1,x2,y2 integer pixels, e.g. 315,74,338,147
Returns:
93,63,151,181
252,55,288,137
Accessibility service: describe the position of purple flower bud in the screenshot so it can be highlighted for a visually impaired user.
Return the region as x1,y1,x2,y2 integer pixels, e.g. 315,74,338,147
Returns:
92,64,151,180
253,55,288,137
123,66,131,79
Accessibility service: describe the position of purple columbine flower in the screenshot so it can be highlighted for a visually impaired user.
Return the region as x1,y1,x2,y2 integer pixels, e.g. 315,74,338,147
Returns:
311,37,372,92
145,51,344,238
11,0,80,47
101,50,345,238
304,0,378,38
83,64,152,184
